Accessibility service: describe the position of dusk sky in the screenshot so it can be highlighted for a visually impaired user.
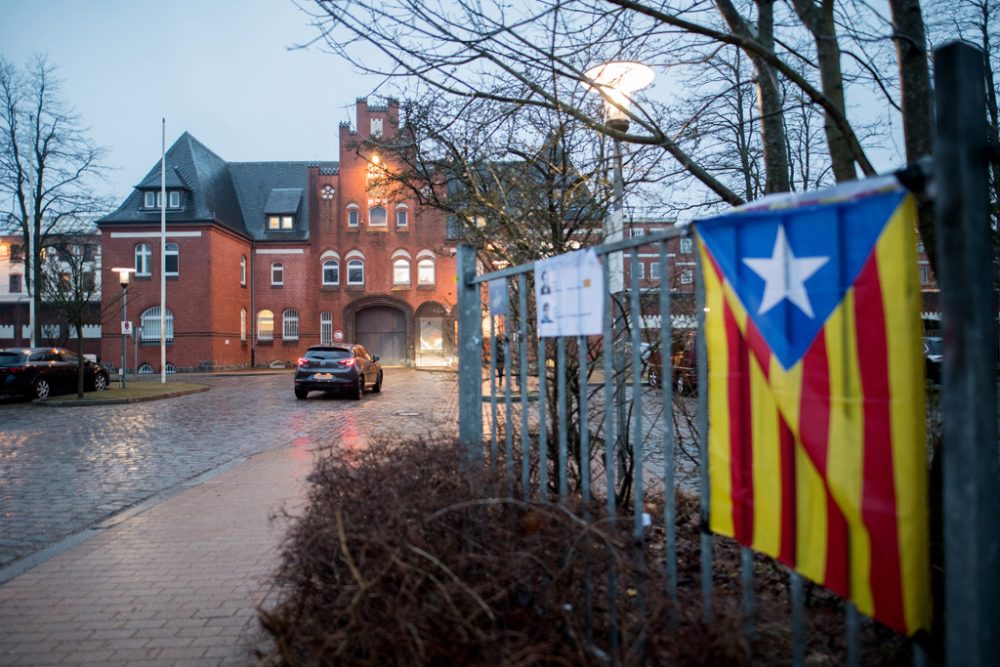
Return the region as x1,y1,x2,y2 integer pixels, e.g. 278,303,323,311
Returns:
1,0,380,202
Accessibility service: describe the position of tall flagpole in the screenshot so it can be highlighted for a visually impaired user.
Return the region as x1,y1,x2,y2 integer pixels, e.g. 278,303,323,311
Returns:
160,118,167,383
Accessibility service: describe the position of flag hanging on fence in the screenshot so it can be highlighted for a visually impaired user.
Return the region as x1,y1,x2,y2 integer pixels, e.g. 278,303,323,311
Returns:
695,176,930,636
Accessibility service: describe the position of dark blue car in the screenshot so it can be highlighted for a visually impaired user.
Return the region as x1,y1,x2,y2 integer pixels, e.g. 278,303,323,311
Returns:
0,347,110,399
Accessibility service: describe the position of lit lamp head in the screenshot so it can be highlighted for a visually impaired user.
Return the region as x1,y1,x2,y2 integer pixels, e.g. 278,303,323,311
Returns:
112,267,134,289
584,61,655,132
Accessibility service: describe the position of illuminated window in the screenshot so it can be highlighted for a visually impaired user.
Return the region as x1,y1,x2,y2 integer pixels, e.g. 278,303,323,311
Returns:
418,258,435,285
393,258,411,285
240,256,246,286
257,310,274,341
268,215,294,230
240,308,247,342
369,206,387,227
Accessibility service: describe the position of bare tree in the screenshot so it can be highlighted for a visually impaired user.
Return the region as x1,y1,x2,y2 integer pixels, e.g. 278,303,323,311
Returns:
0,55,112,345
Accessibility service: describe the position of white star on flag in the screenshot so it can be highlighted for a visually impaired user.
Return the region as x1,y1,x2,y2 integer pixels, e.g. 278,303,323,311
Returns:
743,226,829,318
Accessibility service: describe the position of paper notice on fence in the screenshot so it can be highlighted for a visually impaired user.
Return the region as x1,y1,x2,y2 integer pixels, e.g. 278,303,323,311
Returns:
534,249,604,338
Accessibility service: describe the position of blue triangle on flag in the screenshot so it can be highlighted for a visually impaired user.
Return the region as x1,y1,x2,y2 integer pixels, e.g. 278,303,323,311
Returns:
697,189,904,369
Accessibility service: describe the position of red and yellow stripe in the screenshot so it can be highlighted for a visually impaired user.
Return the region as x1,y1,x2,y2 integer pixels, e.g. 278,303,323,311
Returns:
699,194,930,635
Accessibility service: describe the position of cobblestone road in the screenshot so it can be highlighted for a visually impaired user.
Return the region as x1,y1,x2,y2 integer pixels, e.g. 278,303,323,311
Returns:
0,369,458,569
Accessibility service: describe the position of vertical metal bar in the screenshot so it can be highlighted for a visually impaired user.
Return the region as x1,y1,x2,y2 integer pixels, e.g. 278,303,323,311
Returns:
503,324,514,497
845,601,860,667
660,243,678,622
628,248,646,661
538,336,548,501
456,245,483,464
601,257,619,660
489,315,498,485
579,335,591,504
790,571,805,667
741,547,755,647
519,273,530,498
935,41,1000,664
557,336,568,499
695,235,713,622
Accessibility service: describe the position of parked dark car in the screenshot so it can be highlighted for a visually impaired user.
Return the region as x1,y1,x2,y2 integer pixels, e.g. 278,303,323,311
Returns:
0,347,110,399
923,336,942,385
294,344,383,400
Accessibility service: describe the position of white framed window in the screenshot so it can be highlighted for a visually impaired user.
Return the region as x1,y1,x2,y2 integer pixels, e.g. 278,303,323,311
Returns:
240,308,247,342
396,206,408,227
168,191,180,208
347,258,364,285
680,238,693,254
919,262,930,285
370,117,383,137
282,309,299,341
320,312,333,345
165,242,179,276
268,215,294,230
393,258,411,285
681,269,694,284
139,306,174,342
322,259,340,286
418,258,435,285
634,262,645,279
650,261,661,280
630,228,645,237
144,191,155,208
138,363,154,374
135,243,152,276
143,191,181,209
257,309,274,341
271,262,284,286
346,204,360,227
369,205,387,227
9,274,22,293
240,255,246,286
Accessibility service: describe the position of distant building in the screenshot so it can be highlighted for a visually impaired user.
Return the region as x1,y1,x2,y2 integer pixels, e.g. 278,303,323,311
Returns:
97,98,457,373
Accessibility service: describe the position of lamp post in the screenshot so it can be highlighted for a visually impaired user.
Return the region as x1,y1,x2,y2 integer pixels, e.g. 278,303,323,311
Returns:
112,268,134,388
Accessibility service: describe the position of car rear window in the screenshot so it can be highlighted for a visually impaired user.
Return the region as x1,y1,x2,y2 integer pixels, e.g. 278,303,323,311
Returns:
0,352,26,367
305,348,351,360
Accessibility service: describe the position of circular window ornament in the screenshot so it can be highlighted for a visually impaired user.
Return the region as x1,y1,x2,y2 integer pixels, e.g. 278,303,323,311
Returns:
321,185,336,200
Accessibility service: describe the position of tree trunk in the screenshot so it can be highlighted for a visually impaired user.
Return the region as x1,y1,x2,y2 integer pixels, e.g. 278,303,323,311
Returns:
889,0,936,276
791,0,856,182
717,0,791,193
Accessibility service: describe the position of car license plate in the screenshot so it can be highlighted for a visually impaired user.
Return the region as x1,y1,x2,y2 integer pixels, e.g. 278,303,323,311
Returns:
314,373,333,380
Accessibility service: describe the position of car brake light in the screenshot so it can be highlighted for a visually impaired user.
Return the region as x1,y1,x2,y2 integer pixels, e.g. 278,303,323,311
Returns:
337,358,357,367
297,357,310,367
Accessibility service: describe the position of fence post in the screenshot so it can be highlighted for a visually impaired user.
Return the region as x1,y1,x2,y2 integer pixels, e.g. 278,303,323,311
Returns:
457,244,484,465
934,41,1000,665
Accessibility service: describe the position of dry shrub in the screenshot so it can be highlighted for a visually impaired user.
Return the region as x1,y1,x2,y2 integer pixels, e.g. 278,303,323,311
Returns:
259,437,911,666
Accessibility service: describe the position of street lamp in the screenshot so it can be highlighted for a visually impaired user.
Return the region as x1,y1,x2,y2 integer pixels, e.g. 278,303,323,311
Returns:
112,268,134,389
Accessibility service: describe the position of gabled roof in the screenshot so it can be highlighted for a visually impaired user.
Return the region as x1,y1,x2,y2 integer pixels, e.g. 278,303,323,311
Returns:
98,133,339,242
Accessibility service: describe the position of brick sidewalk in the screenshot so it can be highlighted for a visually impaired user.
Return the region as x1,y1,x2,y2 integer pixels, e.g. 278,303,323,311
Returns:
0,444,317,666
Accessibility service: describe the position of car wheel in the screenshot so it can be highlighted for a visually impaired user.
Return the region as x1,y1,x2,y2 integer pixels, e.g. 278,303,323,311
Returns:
93,374,108,392
33,378,51,400
353,376,364,400
372,371,383,393
295,387,308,400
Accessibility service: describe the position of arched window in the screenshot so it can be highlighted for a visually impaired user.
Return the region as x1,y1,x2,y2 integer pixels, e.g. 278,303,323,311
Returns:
346,204,359,227
395,204,408,227
393,258,411,285
240,308,247,342
165,362,176,374
368,205,387,227
139,306,175,342
283,309,299,341
418,257,435,285
347,258,364,285
320,312,333,345
135,243,151,276
271,262,283,286
165,242,179,276
322,259,339,286
138,363,154,374
257,310,274,341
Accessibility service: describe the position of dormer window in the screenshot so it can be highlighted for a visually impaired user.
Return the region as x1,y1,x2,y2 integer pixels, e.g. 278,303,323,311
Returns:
268,215,294,230
142,190,182,209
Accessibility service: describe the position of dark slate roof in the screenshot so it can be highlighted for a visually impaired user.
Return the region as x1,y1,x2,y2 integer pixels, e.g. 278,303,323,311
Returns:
263,188,303,215
98,132,339,242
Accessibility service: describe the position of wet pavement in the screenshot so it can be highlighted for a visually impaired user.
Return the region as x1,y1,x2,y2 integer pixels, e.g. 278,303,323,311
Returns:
0,369,458,570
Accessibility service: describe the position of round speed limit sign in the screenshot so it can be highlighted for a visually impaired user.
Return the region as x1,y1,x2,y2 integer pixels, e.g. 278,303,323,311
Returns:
333,329,345,342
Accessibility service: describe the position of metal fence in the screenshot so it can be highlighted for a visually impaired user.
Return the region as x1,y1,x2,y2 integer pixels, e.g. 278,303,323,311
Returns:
453,40,1000,667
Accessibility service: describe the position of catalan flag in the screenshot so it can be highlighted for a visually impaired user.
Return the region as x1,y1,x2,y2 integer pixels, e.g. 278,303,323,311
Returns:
695,176,930,635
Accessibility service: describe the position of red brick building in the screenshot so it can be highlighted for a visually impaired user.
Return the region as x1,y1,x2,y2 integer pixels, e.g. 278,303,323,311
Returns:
97,99,457,372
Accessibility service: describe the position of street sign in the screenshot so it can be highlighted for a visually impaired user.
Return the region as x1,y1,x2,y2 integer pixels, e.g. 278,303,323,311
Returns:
333,329,345,342
121,321,133,335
